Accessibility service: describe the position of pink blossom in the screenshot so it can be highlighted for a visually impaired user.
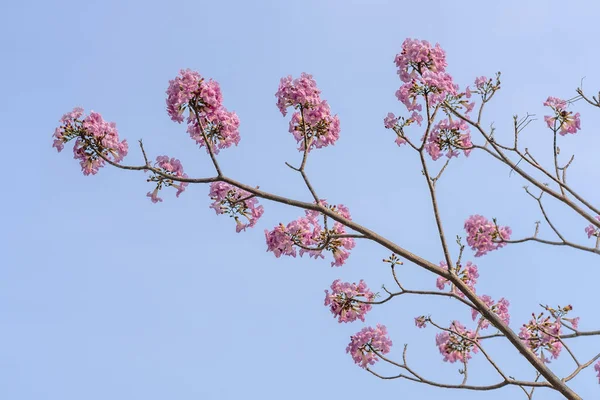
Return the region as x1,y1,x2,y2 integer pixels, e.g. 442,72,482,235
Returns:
383,112,399,129
425,119,472,161
346,324,393,369
208,182,264,232
415,316,427,328
595,361,600,384
53,108,128,175
474,76,489,90
519,314,563,363
471,295,510,330
166,69,240,154
543,96,581,135
324,279,375,323
436,261,479,297
394,38,447,83
464,215,512,257
435,321,479,363
275,73,321,116
265,201,355,266
585,216,600,238
146,156,189,203
562,317,580,330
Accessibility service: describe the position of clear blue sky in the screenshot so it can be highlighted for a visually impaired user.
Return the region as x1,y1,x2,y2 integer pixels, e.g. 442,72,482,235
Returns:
1,0,599,399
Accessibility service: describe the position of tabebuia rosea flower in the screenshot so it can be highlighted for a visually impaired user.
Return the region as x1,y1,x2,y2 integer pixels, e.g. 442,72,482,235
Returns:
436,261,479,297
52,107,129,176
346,324,393,369
435,321,479,363
264,201,355,267
585,216,600,239
414,315,428,328
382,111,423,146
324,279,375,323
146,156,189,203
424,119,472,161
394,38,458,113
595,361,600,384
166,69,240,154
464,215,512,257
471,295,510,330
208,182,264,233
543,96,581,136
275,73,341,151
519,313,564,363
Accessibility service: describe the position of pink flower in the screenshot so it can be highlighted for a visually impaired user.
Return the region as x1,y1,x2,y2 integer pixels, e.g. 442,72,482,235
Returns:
415,316,427,328
436,261,479,297
394,38,447,83
324,279,375,323
383,112,399,129
424,119,472,161
53,108,128,175
464,215,512,257
166,69,240,154
519,314,563,363
585,216,600,238
435,321,479,363
276,74,340,152
471,295,510,330
543,96,581,136
594,361,600,384
265,201,355,266
346,324,393,369
146,156,189,203
208,182,264,232
474,76,489,90
275,73,322,116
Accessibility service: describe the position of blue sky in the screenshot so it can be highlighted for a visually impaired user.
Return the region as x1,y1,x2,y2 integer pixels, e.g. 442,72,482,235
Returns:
1,0,599,399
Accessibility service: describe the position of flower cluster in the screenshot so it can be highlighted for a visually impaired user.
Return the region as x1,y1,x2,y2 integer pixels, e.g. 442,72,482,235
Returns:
208,182,264,232
585,216,600,239
324,279,375,323
394,38,458,114
543,96,581,136
276,73,341,151
415,315,428,328
346,324,393,368
52,107,128,175
435,321,479,363
436,261,479,297
519,312,563,363
264,202,355,266
166,69,240,154
471,295,510,330
464,215,512,257
146,156,189,203
382,111,423,146
424,119,472,161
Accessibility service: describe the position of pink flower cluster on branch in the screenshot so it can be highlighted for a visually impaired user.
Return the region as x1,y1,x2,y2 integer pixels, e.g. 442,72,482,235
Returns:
52,107,128,175
346,324,393,368
585,215,600,238
324,279,375,323
166,69,240,154
146,155,189,203
471,295,510,330
519,313,563,363
424,119,473,161
543,97,581,136
435,321,479,363
275,73,341,151
464,215,512,257
264,202,355,266
393,39,458,113
208,182,264,232
436,261,479,297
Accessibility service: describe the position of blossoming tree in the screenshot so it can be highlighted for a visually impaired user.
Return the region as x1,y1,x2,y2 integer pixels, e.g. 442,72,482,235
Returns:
52,38,600,399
